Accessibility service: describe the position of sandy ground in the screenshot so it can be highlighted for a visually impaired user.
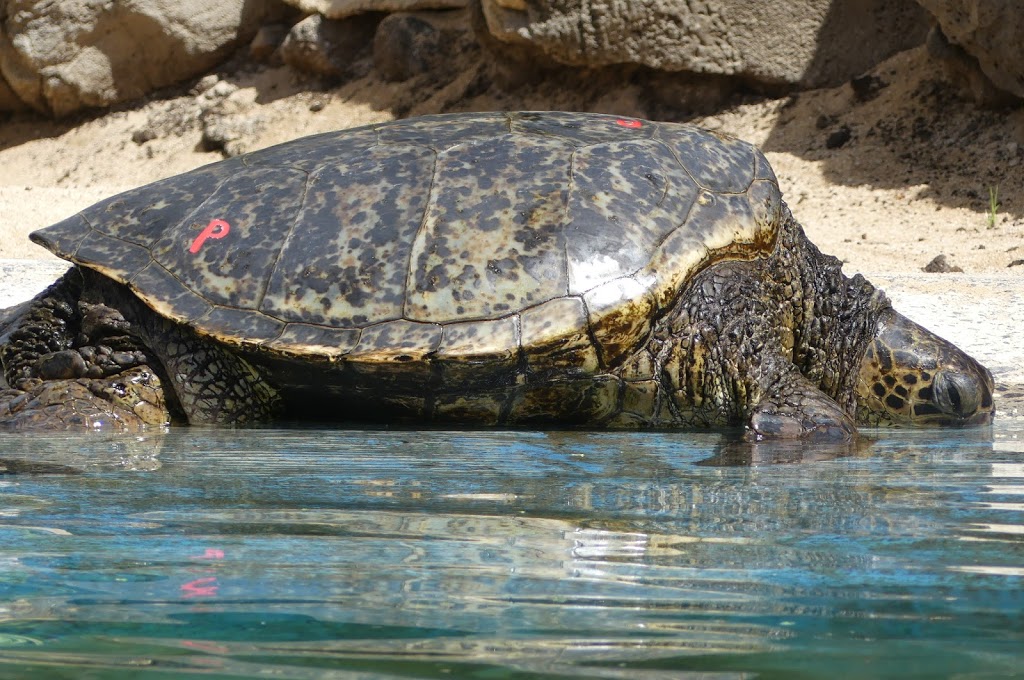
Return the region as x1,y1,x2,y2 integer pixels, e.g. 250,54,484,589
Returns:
0,34,1021,411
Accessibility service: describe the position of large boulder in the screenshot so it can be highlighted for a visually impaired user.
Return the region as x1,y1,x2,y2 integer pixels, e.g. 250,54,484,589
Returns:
0,0,290,117
916,0,1024,101
280,0,466,19
476,0,929,89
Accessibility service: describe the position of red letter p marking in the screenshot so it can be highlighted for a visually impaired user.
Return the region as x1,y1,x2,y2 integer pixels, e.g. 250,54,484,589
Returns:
189,218,231,254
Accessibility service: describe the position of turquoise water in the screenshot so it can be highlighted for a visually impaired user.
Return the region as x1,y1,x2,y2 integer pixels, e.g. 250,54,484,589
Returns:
0,423,1021,679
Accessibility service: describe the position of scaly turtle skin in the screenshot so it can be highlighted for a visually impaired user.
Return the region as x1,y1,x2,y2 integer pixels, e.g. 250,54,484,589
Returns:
0,112,994,437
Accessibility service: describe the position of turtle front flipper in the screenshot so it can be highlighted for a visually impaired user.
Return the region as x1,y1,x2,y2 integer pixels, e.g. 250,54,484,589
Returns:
746,369,857,441
144,318,281,426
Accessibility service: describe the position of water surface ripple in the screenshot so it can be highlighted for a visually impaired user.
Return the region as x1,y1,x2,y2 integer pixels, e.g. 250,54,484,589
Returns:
0,424,1021,678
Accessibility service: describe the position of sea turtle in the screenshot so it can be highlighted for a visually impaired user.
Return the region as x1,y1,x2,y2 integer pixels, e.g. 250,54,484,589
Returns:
0,111,994,438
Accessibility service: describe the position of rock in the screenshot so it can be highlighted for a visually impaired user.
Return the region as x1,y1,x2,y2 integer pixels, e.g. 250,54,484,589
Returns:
280,13,379,77
920,2,1023,104
850,74,887,102
192,74,223,96
281,0,466,19
825,125,853,149
374,13,448,81
923,254,964,273
250,23,290,62
0,0,290,117
475,0,929,89
196,84,262,157
815,114,838,130
201,118,258,157
192,75,239,109
131,127,159,145
200,101,262,157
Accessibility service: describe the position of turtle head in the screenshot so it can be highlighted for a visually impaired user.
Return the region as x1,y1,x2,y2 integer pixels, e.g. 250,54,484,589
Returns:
856,308,994,427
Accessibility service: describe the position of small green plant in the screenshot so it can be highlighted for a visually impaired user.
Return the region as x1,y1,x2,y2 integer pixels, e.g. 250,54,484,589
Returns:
987,185,1000,229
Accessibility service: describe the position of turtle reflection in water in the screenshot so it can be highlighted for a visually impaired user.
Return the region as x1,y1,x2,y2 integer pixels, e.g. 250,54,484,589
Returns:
0,112,994,438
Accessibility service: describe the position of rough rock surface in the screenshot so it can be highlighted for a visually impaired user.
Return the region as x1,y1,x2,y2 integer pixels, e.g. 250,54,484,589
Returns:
476,0,929,89
373,12,467,82
280,13,379,77
916,0,1024,101
250,24,291,62
0,0,289,117
281,0,466,19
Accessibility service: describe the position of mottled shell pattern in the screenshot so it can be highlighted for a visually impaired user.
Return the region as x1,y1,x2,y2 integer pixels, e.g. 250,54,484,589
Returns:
31,111,782,371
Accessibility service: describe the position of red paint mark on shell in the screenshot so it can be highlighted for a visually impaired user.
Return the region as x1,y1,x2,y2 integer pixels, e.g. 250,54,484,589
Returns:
616,119,642,129
189,218,231,254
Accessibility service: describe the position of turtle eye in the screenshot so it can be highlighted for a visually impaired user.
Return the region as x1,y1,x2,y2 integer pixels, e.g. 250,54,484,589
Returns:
933,371,981,418
945,382,962,414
